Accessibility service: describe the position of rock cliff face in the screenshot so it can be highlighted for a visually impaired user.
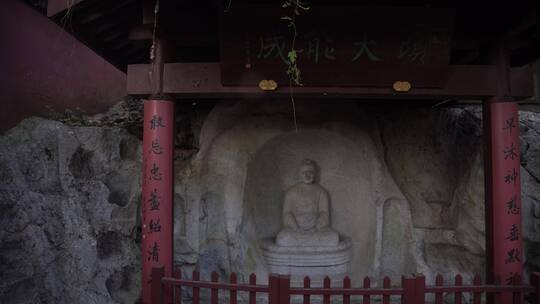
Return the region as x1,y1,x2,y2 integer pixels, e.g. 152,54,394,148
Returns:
518,111,540,276
1,102,540,303
379,107,486,284
0,118,141,304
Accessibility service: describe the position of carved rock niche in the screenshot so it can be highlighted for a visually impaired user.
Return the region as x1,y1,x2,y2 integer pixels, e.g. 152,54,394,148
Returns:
244,131,378,281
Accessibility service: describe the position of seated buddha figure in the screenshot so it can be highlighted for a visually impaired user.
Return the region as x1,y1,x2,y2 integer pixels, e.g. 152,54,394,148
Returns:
276,159,339,247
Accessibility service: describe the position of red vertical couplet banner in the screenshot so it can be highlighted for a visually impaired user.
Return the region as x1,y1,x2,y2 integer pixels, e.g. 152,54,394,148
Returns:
141,99,175,304
485,99,522,303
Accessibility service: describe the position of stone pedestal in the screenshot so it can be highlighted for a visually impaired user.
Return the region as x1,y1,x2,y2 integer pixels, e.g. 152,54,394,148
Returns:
260,237,352,277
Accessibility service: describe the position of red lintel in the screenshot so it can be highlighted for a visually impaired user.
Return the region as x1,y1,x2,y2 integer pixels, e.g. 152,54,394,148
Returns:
127,62,533,100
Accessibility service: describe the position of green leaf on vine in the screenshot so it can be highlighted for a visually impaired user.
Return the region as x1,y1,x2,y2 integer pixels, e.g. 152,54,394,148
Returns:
287,50,297,63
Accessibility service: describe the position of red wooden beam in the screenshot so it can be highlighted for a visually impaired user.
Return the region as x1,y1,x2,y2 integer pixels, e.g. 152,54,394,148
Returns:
127,63,533,99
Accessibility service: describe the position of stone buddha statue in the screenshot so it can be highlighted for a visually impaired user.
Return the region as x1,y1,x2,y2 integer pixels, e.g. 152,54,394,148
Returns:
276,159,340,247
261,158,352,277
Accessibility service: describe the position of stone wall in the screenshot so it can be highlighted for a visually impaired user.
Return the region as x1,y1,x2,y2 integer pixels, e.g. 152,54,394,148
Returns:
0,118,141,303
2,100,540,303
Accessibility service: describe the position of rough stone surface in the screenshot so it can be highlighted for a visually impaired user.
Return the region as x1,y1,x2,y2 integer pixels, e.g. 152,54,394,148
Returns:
519,111,540,276
178,101,414,286
3,101,540,303
380,198,417,280
0,118,141,304
378,107,486,283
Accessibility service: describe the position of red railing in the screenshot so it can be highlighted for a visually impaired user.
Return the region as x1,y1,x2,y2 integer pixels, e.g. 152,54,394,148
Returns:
151,267,540,304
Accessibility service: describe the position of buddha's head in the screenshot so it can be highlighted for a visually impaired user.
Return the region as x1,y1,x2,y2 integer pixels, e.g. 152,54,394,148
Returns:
299,159,317,184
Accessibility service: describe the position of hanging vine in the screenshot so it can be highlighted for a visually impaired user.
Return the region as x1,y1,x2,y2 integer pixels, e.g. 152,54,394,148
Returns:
281,0,310,132
281,0,310,86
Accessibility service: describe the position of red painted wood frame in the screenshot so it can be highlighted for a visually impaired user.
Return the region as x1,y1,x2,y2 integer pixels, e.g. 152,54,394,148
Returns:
142,99,175,304
127,63,533,99
484,99,523,303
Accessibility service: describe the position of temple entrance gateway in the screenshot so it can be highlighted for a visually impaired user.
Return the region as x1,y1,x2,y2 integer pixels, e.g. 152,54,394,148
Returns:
42,1,535,302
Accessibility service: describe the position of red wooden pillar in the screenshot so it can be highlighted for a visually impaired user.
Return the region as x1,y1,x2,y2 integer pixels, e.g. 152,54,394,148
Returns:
484,98,523,303
142,98,175,304
484,47,523,303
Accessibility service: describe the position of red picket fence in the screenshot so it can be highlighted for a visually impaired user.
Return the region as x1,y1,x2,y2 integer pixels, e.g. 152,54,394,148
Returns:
151,267,540,304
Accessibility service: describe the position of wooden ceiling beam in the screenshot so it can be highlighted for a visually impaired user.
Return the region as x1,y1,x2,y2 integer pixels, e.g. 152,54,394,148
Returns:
127,62,534,99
